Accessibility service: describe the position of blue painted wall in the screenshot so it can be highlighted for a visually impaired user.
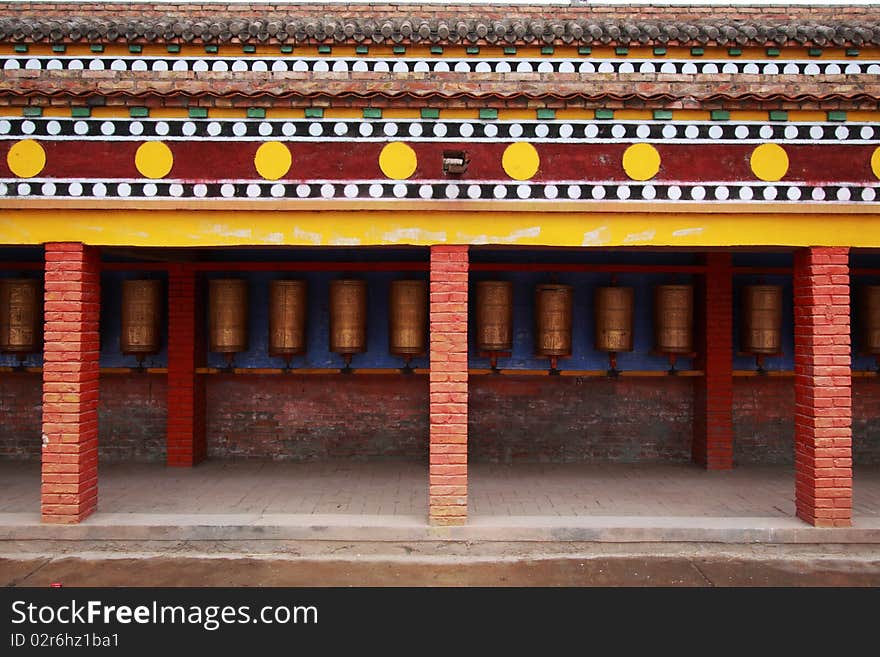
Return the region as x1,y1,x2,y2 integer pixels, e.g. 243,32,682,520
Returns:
1,247,878,371
468,270,696,371
100,271,169,368
732,273,794,372
0,249,44,367
203,270,430,370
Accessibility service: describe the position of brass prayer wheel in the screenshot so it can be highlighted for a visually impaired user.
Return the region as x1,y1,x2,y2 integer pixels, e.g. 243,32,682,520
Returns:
862,285,880,355
268,280,307,361
594,286,634,353
389,279,427,359
476,280,513,352
120,279,162,362
742,285,783,355
654,285,694,354
208,279,249,356
0,278,40,355
329,279,367,356
535,284,573,358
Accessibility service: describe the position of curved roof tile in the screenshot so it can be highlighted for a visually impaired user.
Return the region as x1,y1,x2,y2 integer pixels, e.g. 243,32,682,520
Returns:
1,17,879,48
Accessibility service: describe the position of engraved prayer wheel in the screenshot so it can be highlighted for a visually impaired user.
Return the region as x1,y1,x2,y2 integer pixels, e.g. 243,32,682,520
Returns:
742,285,783,355
268,280,307,361
0,278,40,356
389,279,427,360
208,279,248,357
862,285,880,355
329,279,367,356
535,284,573,358
594,286,634,353
476,280,513,352
654,285,694,354
120,279,161,362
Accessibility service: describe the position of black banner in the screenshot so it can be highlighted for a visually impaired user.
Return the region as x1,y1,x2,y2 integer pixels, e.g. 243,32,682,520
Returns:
1,587,878,652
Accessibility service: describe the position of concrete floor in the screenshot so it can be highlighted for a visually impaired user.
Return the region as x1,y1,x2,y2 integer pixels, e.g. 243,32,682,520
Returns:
4,547,880,586
2,460,880,518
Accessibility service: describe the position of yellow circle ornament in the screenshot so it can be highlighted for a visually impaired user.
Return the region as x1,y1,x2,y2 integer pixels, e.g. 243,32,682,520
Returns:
749,143,789,182
254,141,292,180
622,143,661,181
7,139,46,178
871,146,880,180
379,142,418,180
135,141,174,179
502,142,540,181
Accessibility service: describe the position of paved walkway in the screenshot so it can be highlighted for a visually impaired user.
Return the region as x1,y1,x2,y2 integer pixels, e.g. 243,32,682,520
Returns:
2,460,879,518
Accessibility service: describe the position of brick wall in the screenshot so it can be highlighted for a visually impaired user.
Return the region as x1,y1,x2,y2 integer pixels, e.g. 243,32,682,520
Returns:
734,376,880,465
429,245,469,525
733,377,794,465
0,373,41,459
41,242,101,523
166,267,206,467
693,253,734,469
1,373,165,462
206,374,428,460
853,378,880,463
2,371,878,465
793,246,852,527
98,374,167,462
469,375,694,463
2,3,871,23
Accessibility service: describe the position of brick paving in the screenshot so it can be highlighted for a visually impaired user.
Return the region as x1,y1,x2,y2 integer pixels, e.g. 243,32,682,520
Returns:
1,461,879,518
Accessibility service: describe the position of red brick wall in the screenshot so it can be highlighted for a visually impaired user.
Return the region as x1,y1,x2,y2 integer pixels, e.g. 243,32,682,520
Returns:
793,246,852,526
853,378,880,463
41,242,101,523
693,253,734,469
3,372,878,465
205,374,428,460
166,267,206,467
469,375,694,463
429,245,469,525
0,372,41,460
734,376,880,465
98,374,167,462
733,377,794,465
0,373,167,462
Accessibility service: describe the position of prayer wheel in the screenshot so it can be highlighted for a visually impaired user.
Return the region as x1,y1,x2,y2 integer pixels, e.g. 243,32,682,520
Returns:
654,285,694,354
329,280,367,366
862,285,880,356
209,279,248,365
0,278,40,358
389,279,427,365
535,284,572,371
594,286,634,353
742,285,783,355
120,279,162,364
268,280,307,367
476,281,513,371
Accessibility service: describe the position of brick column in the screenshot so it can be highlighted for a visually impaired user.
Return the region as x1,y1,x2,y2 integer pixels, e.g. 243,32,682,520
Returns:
693,253,734,469
793,247,852,527
41,242,101,523
429,245,469,525
166,265,206,466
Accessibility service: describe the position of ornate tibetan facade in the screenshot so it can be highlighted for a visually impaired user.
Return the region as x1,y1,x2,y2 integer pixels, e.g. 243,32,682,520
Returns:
0,3,878,529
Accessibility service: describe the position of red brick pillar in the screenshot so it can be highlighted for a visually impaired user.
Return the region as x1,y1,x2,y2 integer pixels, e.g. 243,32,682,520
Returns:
166,265,206,466
793,247,852,527
693,253,734,469
41,242,101,523
429,245,469,525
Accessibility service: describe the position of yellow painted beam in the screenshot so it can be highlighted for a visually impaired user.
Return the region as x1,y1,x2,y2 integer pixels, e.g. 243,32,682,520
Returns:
2,207,880,248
